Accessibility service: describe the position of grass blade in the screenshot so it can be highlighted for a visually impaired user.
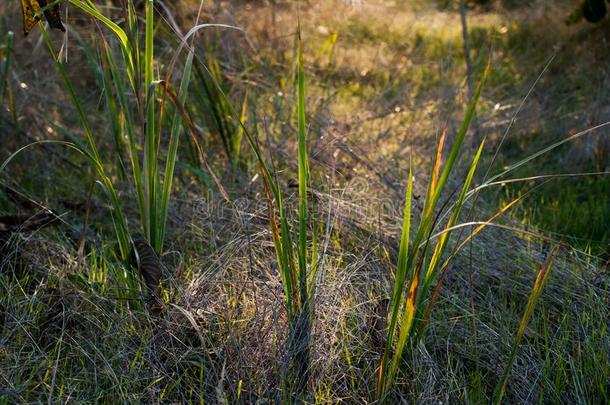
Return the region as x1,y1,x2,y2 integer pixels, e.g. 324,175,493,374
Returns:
378,160,413,397
143,0,158,251
493,245,561,404
297,25,309,315
0,31,14,106
159,50,195,248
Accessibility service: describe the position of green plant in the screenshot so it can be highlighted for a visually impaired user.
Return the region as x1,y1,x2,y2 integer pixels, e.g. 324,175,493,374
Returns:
377,64,490,400
373,56,610,399
0,0,200,261
260,26,317,400
176,19,317,399
85,0,199,255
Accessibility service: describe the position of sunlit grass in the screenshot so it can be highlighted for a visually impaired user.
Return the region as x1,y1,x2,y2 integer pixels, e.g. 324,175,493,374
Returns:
0,1,608,403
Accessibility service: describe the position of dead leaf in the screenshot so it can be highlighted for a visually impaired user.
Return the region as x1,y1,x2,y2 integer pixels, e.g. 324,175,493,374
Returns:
21,0,65,36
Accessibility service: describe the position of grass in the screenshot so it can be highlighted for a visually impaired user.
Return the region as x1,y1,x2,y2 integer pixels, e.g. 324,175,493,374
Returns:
0,0,155,260
377,63,488,399
0,0,609,403
493,244,560,404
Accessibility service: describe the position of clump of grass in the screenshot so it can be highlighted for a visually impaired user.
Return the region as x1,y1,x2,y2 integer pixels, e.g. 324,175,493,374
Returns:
1,0,199,264
173,16,318,399
377,63,490,400
65,0,200,257
375,56,610,399
257,26,317,400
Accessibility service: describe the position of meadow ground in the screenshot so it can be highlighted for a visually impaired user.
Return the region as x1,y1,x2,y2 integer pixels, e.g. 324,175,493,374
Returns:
0,0,608,403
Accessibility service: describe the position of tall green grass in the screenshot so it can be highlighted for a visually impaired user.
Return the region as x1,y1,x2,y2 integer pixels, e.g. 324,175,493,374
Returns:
184,20,317,399
258,26,316,400
377,64,490,400
31,0,196,260
0,0,207,314
374,65,610,401
190,21,317,399
155,16,317,398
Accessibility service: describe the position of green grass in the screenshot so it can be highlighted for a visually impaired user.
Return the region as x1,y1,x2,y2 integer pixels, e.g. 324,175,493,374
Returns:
377,62,489,400
0,1,609,403
1,0,201,262
500,165,610,256
241,25,317,401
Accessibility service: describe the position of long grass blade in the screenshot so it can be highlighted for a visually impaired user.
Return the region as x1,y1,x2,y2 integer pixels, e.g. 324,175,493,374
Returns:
159,50,195,248
493,245,561,404
297,26,309,314
426,62,489,219
0,31,14,106
143,0,158,251
378,160,413,397
476,121,610,194
293,24,312,398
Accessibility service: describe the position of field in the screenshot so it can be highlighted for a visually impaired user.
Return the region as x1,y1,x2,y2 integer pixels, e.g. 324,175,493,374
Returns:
0,0,609,403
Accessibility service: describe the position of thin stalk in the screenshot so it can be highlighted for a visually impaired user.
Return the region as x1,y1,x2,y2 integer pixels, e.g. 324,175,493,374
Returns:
493,246,561,404
297,26,309,321
159,50,195,247
1,31,14,106
143,0,157,250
